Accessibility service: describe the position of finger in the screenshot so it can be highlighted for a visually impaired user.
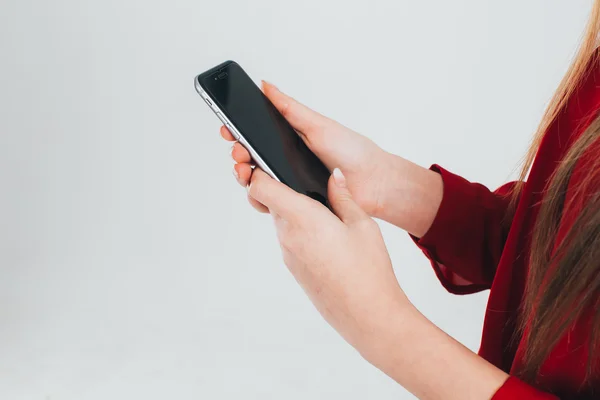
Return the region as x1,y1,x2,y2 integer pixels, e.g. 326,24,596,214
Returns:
262,80,332,136
233,163,253,187
247,168,306,218
231,142,251,163
248,193,269,213
231,165,266,212
328,168,369,225
220,125,236,141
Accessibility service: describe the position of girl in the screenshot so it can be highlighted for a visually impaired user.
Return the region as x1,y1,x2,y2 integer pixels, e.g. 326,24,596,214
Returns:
219,3,600,398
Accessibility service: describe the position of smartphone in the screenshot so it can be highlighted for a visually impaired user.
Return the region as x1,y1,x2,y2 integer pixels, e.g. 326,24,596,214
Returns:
194,61,330,207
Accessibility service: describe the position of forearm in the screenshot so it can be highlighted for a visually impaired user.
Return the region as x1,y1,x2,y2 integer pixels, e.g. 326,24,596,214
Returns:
374,153,443,238
359,303,508,400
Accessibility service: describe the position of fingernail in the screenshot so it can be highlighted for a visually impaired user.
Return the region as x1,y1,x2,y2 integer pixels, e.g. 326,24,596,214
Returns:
230,145,235,158
247,182,252,195
232,167,239,180
333,168,346,188
262,80,278,91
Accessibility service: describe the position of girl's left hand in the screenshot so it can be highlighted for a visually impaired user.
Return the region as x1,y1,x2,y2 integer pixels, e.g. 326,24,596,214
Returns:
247,167,410,352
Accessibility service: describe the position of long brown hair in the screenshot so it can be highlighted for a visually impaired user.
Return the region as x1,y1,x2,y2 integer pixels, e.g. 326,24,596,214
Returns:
515,0,600,383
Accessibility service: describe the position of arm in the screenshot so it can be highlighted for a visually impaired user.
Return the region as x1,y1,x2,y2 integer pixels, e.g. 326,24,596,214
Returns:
365,302,508,399
246,168,557,400
363,303,558,400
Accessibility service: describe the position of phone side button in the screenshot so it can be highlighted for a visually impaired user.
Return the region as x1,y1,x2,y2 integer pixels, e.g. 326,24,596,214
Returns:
215,112,226,124
226,123,240,139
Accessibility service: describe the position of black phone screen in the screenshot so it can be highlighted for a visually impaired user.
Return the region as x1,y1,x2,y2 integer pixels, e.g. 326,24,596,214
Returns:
198,61,330,206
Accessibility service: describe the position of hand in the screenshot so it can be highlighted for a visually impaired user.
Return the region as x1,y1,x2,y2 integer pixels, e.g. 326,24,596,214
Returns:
223,81,393,216
247,167,409,350
247,169,509,400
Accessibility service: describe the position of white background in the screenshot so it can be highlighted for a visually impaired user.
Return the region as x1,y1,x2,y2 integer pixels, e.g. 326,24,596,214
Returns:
0,0,592,398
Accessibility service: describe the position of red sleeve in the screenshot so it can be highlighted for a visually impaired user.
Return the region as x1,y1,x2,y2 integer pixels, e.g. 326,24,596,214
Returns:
493,377,559,399
411,165,518,294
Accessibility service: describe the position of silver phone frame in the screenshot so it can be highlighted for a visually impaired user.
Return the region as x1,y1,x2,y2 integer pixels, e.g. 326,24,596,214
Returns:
194,77,281,182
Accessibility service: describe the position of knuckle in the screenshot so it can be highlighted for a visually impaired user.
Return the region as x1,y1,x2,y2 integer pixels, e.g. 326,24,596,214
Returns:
279,234,293,252
280,101,293,119
355,217,377,232
279,231,296,253
283,223,307,251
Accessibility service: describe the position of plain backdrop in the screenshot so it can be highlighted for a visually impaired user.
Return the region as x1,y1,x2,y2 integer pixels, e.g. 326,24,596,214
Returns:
0,0,593,399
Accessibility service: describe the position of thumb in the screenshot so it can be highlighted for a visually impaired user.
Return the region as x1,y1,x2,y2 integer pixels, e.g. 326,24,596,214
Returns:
328,168,368,225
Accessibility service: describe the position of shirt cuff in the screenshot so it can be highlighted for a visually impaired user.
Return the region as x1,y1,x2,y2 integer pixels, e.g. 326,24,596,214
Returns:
410,164,491,294
492,376,559,399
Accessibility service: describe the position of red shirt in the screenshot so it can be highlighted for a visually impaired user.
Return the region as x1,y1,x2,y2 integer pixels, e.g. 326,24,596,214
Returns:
413,60,600,398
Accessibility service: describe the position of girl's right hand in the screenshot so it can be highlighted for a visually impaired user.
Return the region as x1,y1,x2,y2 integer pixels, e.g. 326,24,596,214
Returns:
223,81,394,215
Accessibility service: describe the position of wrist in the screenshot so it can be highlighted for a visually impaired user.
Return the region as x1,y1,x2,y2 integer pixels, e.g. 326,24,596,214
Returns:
374,154,443,237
